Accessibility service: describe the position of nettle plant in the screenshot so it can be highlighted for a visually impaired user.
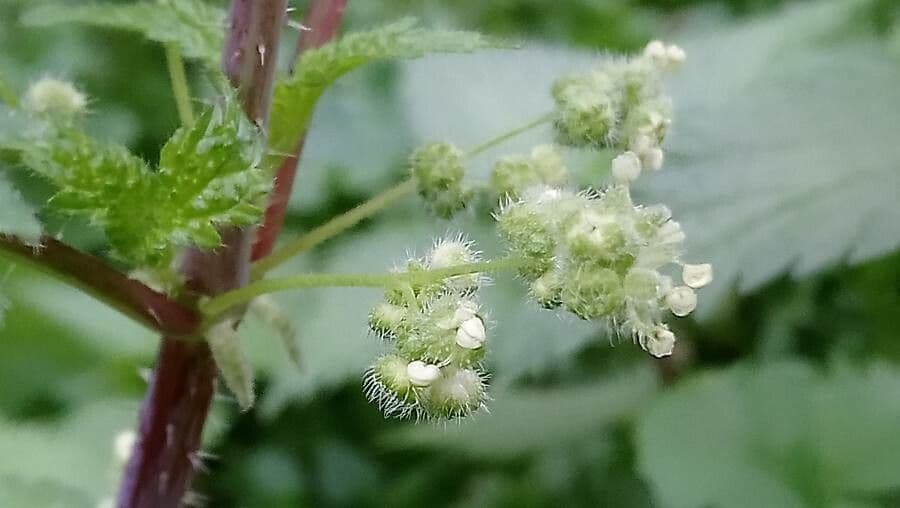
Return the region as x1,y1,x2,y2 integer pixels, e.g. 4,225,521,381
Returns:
0,0,711,504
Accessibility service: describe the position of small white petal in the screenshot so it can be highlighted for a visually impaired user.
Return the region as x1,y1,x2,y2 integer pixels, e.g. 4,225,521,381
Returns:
647,328,676,357
666,286,697,317
456,316,486,349
682,263,714,289
611,151,642,184
407,361,441,387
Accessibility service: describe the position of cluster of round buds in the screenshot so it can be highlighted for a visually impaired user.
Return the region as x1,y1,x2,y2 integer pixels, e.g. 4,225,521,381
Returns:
490,144,570,199
409,142,474,219
551,41,685,181
496,184,712,358
364,235,491,420
23,77,88,117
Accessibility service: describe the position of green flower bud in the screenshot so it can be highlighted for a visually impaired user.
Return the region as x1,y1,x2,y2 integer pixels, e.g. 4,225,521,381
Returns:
419,367,488,420
426,234,483,295
563,209,628,265
552,71,621,148
561,266,624,320
23,77,87,116
623,268,660,302
409,142,472,218
364,354,418,418
531,269,564,309
490,144,569,198
368,302,409,340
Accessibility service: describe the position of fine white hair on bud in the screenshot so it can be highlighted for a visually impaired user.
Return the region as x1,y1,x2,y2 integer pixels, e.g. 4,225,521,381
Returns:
407,360,441,387
456,316,486,349
682,263,713,289
420,367,488,420
409,142,472,219
611,151,642,184
23,77,88,116
665,285,697,317
426,233,484,294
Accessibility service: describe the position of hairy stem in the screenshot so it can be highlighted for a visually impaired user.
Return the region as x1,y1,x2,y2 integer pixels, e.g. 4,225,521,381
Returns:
0,235,198,336
252,0,347,260
204,256,525,320
251,178,416,277
164,42,195,126
465,112,553,158
119,1,287,506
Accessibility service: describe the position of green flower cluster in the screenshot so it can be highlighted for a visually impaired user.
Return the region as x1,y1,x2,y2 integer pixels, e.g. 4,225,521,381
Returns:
552,41,685,182
409,142,473,219
364,236,490,419
497,185,711,357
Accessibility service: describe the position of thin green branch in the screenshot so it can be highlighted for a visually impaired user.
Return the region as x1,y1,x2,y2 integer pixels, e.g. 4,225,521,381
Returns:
251,178,417,278
204,256,524,322
165,42,195,126
464,111,553,159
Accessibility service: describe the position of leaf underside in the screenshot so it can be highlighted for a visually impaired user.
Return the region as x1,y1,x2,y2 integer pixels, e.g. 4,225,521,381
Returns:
22,0,225,65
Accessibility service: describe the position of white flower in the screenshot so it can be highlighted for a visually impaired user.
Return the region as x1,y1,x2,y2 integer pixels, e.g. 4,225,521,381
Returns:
407,360,441,387
666,285,697,317
456,316,486,349
682,263,713,289
647,326,676,357
611,151,642,184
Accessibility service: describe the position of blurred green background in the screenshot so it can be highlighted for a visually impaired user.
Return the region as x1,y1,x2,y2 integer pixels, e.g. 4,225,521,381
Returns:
1,0,900,506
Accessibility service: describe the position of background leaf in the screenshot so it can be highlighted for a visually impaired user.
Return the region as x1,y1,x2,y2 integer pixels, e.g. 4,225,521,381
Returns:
22,0,225,65
636,360,900,508
0,172,41,244
383,366,657,459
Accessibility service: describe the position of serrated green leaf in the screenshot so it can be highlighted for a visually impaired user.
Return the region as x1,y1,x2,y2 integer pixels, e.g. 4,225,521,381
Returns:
270,18,513,154
382,366,657,459
14,97,268,267
636,360,900,508
22,0,225,65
